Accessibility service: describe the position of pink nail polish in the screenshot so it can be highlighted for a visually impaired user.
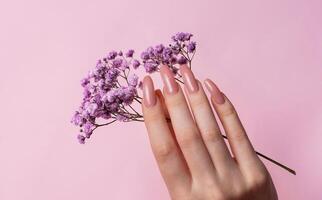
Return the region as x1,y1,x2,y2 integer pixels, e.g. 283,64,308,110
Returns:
204,79,225,104
160,65,179,95
143,76,156,107
180,65,199,93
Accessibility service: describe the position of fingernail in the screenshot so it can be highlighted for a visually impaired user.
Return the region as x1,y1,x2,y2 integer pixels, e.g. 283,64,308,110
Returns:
204,79,225,104
180,65,199,93
143,76,156,107
160,65,179,95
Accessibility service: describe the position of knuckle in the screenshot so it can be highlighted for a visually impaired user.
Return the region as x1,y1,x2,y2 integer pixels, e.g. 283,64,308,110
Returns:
177,129,201,149
233,186,247,199
220,104,236,118
202,128,223,144
248,171,269,189
209,191,226,200
231,130,247,143
153,143,175,161
224,184,248,200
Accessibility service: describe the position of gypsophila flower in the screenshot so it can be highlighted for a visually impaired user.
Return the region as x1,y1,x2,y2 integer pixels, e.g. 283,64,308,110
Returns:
107,51,118,60
132,59,140,69
141,51,150,60
187,41,196,53
77,134,86,144
126,49,135,57
72,32,197,144
128,74,139,87
177,56,188,65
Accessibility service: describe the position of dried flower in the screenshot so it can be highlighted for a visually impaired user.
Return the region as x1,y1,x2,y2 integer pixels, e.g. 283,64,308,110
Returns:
72,32,196,143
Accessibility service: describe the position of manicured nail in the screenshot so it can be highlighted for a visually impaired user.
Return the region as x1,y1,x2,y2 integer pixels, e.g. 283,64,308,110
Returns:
180,65,199,93
204,79,225,104
160,65,179,95
143,76,156,107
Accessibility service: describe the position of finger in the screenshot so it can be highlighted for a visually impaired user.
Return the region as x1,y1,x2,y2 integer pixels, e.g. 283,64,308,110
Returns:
204,79,262,173
155,90,170,122
160,65,215,180
180,65,235,174
142,76,191,193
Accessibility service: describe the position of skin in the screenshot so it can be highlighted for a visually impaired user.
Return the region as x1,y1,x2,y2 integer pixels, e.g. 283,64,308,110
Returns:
141,65,278,200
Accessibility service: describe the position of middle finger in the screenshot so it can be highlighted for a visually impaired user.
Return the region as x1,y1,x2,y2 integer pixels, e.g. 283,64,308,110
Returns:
180,65,235,175
160,65,215,180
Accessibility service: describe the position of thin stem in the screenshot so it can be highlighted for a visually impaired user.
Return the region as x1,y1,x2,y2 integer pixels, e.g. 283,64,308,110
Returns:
123,71,129,85
131,118,145,122
175,78,184,84
221,134,296,175
93,119,117,130
134,97,142,104
128,104,142,117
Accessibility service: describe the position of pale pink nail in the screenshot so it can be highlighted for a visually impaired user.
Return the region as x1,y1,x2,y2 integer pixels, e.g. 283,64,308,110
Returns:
180,65,199,93
204,79,225,104
143,76,156,107
160,65,179,95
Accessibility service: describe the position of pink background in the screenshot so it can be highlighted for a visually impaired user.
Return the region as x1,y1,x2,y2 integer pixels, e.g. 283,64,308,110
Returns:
0,0,322,199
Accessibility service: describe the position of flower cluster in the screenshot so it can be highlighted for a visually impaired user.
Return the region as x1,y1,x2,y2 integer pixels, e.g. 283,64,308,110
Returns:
140,32,196,83
71,50,144,144
72,32,196,144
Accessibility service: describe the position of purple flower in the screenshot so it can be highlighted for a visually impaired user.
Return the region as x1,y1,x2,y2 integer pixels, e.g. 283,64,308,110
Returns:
107,51,118,60
172,32,193,42
169,56,177,64
184,33,193,41
72,32,197,144
144,63,158,73
147,47,154,57
83,122,94,138
126,49,135,57
106,68,119,82
175,32,187,41
77,134,86,144
81,78,90,87
132,59,140,69
86,103,98,115
116,114,128,122
187,41,196,53
83,88,91,98
128,74,138,87
162,47,173,62
115,86,136,105
104,90,117,102
155,44,165,54
177,56,188,65
141,51,150,60
112,58,123,68
120,60,129,70
71,111,86,126
96,60,104,69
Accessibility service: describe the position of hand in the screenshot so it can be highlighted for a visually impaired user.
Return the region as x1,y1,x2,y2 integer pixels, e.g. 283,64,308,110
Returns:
141,65,278,200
